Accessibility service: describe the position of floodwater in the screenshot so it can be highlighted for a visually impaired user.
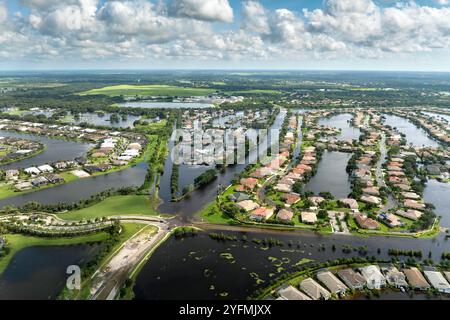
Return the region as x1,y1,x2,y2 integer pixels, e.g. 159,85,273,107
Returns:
422,112,450,123
133,229,450,300
64,112,140,128
383,114,439,147
318,113,361,141
118,102,213,109
157,109,287,219
0,162,148,209
0,243,101,300
423,179,450,228
0,130,93,170
303,151,352,199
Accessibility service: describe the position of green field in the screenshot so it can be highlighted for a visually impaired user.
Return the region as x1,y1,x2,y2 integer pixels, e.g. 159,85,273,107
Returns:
58,195,160,221
78,84,216,97
226,89,283,95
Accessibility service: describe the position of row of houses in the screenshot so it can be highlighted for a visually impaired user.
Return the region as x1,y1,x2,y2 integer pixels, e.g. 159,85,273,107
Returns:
275,264,450,300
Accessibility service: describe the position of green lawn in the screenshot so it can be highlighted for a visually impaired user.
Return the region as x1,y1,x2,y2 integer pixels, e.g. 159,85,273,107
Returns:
58,195,160,221
78,85,216,97
0,231,111,274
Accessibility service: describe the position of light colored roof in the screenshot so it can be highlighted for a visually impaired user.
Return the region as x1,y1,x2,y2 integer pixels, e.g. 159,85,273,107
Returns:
317,271,348,293
423,271,450,292
301,211,317,224
236,200,259,212
277,285,311,300
300,278,331,300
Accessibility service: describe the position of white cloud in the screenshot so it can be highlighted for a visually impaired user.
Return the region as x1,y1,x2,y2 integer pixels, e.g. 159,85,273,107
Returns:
169,0,233,23
1,0,450,68
242,1,269,34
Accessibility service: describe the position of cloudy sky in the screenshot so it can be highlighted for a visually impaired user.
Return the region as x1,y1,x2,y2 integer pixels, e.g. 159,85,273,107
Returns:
1,0,450,71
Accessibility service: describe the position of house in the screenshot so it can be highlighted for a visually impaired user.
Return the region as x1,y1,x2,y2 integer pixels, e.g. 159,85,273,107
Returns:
31,176,48,187
5,169,19,180
404,199,426,210
276,209,294,222
45,173,64,184
426,164,442,175
423,271,450,293
15,181,32,191
379,213,403,228
381,266,408,288
71,169,90,178
396,209,423,221
250,207,274,221
337,269,366,290
75,156,88,165
360,195,381,206
236,200,259,212
240,178,258,191
316,271,348,295
362,187,380,196
308,196,325,206
24,167,40,175
281,193,301,206
228,193,250,202
299,278,331,300
355,214,380,230
277,285,311,300
403,268,430,290
274,183,292,193
401,192,420,200
301,211,317,224
359,265,386,289
37,164,54,173
339,198,359,210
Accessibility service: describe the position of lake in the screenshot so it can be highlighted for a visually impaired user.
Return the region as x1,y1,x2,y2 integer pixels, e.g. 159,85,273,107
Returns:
0,130,93,170
0,243,101,300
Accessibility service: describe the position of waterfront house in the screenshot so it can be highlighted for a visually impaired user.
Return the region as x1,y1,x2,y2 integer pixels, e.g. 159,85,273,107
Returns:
337,269,366,290
316,271,348,295
359,265,386,290
355,214,380,230
45,173,64,184
403,267,430,290
250,207,274,221
423,271,450,293
277,285,311,301
31,176,48,187
381,266,408,288
276,209,294,222
404,199,426,210
299,278,331,300
301,211,317,224
15,181,32,191
24,167,40,175
395,209,423,221
339,198,359,210
37,164,54,173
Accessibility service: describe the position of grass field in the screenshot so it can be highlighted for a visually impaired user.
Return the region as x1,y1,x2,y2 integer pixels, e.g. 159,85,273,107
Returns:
0,231,111,274
78,85,216,97
58,195,160,221
226,89,283,95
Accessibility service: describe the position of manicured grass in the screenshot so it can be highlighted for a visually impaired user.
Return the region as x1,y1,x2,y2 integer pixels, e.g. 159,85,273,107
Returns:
198,202,235,224
58,195,160,221
78,85,216,97
0,231,111,274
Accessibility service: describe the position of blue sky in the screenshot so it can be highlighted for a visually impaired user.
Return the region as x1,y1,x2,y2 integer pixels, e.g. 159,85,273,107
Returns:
1,0,450,71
